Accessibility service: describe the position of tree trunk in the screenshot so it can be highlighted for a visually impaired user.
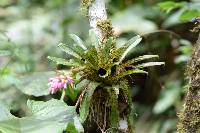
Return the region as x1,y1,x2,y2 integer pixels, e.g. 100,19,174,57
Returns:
177,33,200,133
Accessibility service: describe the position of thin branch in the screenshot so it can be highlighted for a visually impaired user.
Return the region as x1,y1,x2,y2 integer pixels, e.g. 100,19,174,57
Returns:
88,0,107,41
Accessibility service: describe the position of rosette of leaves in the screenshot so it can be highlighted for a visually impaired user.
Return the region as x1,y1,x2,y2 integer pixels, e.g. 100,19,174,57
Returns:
48,30,164,132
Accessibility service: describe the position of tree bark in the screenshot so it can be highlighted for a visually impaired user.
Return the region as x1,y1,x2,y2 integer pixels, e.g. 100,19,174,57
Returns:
177,33,200,133
88,0,107,41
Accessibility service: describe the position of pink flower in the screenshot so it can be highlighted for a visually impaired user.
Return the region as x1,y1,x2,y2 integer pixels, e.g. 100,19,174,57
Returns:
48,75,74,94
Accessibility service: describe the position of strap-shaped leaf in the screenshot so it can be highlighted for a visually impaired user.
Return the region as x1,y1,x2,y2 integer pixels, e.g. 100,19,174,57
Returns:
47,56,82,66
135,62,165,69
84,47,99,69
69,34,87,50
118,69,148,78
89,29,100,50
102,37,114,61
58,43,83,59
118,35,142,63
126,55,159,65
75,79,90,91
79,82,100,123
107,86,119,128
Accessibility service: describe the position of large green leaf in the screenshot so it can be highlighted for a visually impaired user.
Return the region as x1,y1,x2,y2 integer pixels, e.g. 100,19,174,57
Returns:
79,82,100,123
0,99,83,133
16,71,56,96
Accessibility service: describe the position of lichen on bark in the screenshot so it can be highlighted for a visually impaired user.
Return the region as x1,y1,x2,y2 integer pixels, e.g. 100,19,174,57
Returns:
177,33,200,133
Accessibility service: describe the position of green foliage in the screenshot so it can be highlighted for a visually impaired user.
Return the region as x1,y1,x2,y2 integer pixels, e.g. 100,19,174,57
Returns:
79,82,100,123
179,9,200,21
175,39,193,64
111,6,158,34
0,99,83,133
0,0,187,132
49,31,164,131
15,72,56,96
153,81,181,114
48,56,81,67
107,87,119,128
158,1,186,13
158,1,200,23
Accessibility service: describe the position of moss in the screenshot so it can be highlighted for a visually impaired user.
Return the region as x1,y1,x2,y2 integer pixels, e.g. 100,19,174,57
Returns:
81,0,94,13
108,88,119,128
177,34,200,133
120,80,135,133
97,20,115,41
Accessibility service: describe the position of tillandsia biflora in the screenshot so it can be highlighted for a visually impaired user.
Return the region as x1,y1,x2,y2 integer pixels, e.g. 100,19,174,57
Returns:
177,18,200,133
48,0,164,132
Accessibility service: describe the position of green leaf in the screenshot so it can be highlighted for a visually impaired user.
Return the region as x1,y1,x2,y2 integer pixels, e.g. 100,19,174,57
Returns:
153,81,181,114
101,37,114,63
84,47,99,69
118,69,148,78
58,43,83,59
79,82,100,123
119,35,142,63
69,34,87,50
158,1,186,13
88,29,100,50
135,62,165,69
0,99,81,133
107,87,119,128
16,71,56,96
75,79,90,91
179,9,200,21
0,50,11,56
125,55,159,65
118,35,142,63
66,116,84,133
47,56,82,66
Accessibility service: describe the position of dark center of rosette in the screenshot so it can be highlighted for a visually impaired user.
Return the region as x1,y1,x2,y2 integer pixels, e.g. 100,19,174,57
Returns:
98,68,107,76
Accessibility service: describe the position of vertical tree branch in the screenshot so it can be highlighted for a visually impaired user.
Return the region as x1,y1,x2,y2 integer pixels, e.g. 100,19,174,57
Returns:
177,33,200,132
88,0,107,41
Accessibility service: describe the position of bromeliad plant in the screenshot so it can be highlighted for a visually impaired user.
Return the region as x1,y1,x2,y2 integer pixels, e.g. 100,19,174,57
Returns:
48,30,164,132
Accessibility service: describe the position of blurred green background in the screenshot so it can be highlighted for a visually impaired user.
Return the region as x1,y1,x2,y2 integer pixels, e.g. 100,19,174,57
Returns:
0,0,200,133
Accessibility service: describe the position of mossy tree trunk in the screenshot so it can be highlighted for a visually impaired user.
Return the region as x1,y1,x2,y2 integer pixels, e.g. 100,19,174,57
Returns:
177,33,200,133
